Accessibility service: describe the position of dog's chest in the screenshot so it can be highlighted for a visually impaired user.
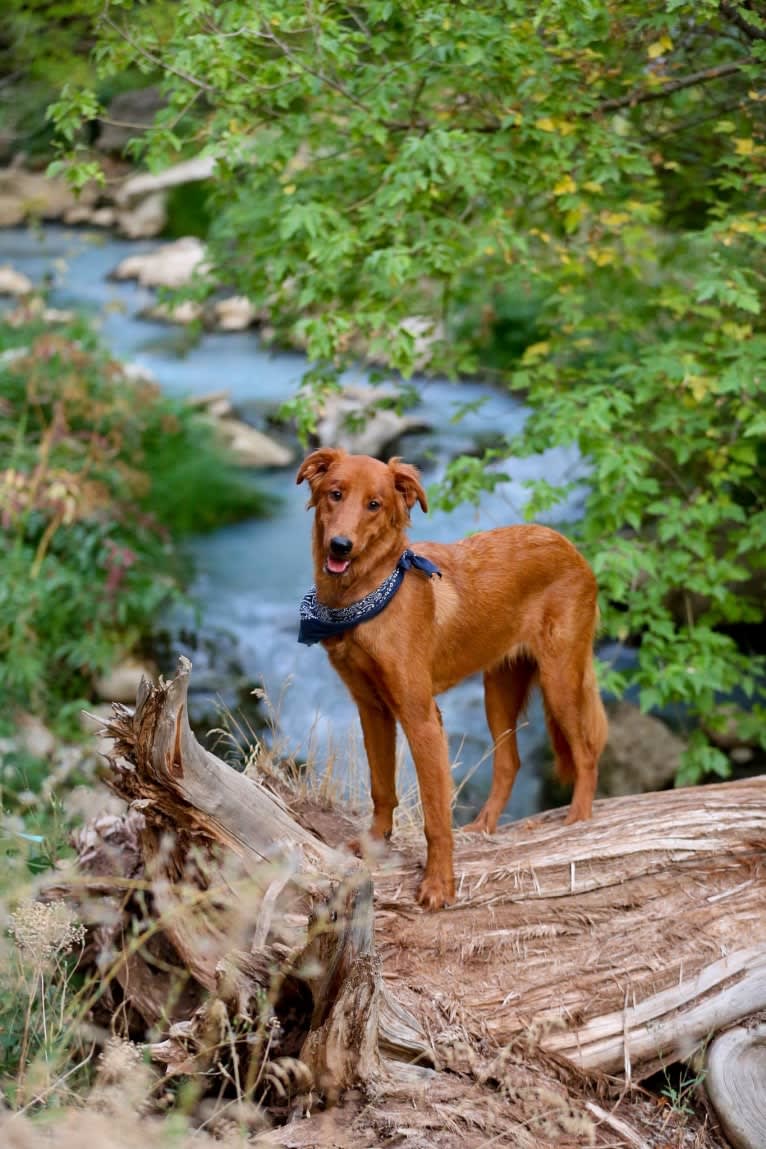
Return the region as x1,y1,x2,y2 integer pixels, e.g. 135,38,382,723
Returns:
324,632,378,677
323,631,396,707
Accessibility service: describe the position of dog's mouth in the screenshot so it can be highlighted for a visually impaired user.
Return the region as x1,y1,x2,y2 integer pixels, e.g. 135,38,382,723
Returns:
325,554,352,576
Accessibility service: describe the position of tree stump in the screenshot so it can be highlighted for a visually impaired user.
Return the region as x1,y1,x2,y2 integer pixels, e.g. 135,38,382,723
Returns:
64,658,766,1146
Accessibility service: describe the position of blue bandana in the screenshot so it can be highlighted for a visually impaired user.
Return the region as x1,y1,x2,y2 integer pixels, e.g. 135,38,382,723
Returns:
298,549,442,646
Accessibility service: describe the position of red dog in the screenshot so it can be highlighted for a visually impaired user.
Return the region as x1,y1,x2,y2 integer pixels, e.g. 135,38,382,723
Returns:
297,448,607,909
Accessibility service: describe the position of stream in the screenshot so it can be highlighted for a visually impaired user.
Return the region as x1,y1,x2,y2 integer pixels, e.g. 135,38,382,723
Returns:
2,224,587,823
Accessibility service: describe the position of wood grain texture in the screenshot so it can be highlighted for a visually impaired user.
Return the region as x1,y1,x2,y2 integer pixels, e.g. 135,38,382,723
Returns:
706,1023,766,1149
372,778,766,1078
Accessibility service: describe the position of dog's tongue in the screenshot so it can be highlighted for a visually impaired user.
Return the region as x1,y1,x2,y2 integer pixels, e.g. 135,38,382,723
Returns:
326,555,350,574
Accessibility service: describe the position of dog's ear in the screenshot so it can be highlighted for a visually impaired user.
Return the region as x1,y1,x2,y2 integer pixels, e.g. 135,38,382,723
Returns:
388,457,428,514
296,448,345,490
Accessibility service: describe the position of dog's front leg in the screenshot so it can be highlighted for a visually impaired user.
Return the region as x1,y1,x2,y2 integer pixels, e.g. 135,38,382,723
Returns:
357,700,397,842
397,697,455,910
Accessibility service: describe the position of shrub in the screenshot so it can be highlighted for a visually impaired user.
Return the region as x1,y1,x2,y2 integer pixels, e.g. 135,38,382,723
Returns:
0,321,269,725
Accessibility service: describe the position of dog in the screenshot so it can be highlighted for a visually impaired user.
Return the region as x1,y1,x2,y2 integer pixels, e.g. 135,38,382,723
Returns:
297,448,607,910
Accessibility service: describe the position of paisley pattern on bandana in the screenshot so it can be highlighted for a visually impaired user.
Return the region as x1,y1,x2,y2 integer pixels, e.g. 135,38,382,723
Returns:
298,549,441,646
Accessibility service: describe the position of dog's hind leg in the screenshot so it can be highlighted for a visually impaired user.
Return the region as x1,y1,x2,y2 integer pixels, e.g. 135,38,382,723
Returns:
538,653,606,824
463,658,536,834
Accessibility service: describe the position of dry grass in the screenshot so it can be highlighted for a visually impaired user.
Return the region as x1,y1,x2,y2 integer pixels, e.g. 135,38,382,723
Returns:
202,680,530,841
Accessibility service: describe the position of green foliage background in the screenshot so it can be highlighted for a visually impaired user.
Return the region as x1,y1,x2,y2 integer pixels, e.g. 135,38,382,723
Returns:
0,320,268,727
6,0,765,778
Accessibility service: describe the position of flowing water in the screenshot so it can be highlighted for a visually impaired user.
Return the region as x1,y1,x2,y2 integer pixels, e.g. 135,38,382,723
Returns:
2,224,587,822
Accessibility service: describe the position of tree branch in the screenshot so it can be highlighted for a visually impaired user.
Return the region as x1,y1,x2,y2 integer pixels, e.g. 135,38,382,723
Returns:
720,1,766,41
652,86,765,138
100,14,217,95
258,23,374,119
387,59,750,136
595,60,747,114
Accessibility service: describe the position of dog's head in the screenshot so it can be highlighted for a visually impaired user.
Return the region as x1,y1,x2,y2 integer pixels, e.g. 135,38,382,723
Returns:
296,448,428,579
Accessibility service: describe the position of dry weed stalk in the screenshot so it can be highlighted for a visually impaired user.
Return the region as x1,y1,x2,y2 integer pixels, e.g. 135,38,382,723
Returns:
6,900,86,1103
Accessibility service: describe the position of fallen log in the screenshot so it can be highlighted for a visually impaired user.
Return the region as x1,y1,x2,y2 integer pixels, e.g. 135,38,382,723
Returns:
374,778,766,1081
64,657,766,1146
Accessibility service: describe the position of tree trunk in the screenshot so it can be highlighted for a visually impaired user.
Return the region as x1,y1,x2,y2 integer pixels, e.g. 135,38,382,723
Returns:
67,658,766,1147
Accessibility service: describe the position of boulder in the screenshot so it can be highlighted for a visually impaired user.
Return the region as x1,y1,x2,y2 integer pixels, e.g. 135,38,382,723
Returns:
96,87,165,155
115,154,217,205
598,700,686,797
143,299,204,325
0,194,25,228
703,703,758,752
214,417,294,468
143,294,265,331
63,203,96,226
5,300,75,327
186,389,234,418
213,295,260,331
185,390,290,465
40,307,76,324
0,265,33,296
0,347,26,365
120,361,159,387
400,314,445,371
367,315,445,372
62,203,117,228
315,384,429,458
112,237,209,288
116,190,168,239
91,206,118,228
94,658,157,705
0,166,96,226
15,713,57,760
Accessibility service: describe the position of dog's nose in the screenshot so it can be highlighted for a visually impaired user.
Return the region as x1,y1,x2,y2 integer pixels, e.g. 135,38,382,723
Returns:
329,536,353,557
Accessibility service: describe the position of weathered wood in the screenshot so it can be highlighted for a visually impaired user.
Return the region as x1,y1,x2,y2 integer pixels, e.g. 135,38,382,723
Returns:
67,657,766,1145
706,1023,766,1149
76,657,419,1093
373,778,766,1080
102,656,347,874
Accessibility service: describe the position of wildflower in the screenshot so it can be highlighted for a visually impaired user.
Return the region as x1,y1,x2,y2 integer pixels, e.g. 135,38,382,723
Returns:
97,1036,144,1084
8,900,85,966
92,1036,152,1114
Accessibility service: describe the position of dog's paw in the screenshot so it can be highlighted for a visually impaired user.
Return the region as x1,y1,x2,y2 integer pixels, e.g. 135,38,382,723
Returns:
462,809,497,835
563,803,592,826
346,833,389,861
417,872,455,911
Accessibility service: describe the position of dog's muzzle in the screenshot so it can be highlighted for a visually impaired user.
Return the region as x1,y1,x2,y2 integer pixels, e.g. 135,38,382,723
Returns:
326,535,353,574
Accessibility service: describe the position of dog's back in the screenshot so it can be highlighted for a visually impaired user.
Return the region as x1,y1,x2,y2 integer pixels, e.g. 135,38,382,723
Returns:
398,524,600,694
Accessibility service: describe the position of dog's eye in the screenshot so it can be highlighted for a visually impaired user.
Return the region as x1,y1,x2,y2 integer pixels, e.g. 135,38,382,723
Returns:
329,489,342,502
368,499,381,511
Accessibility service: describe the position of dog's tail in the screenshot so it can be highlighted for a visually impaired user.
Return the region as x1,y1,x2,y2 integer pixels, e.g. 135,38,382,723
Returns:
579,658,608,775
544,657,607,786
